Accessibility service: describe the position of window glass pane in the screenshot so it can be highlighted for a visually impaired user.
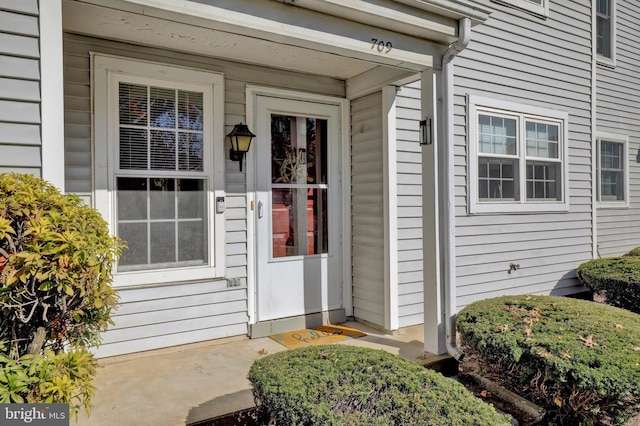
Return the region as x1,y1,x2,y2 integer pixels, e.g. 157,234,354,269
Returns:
478,114,516,155
178,221,207,262
178,133,204,171
150,222,176,264
178,179,206,219
149,87,176,129
597,0,609,14
117,177,147,220
596,0,612,58
119,128,148,170
478,158,519,200
150,178,175,220
119,83,148,126
118,223,148,268
150,130,177,170
177,90,203,131
526,121,559,159
601,171,624,200
526,161,561,200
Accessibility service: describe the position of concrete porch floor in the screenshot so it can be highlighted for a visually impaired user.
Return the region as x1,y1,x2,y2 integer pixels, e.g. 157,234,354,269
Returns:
76,321,452,426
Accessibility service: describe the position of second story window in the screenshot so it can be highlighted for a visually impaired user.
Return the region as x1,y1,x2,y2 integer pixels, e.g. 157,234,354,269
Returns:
596,0,616,64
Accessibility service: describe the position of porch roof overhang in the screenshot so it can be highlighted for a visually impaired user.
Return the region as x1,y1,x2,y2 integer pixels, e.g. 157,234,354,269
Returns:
63,0,490,96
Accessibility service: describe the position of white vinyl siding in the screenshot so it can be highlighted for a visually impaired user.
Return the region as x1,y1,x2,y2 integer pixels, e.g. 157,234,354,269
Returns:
63,33,345,357
0,1,41,176
595,0,640,257
395,81,424,328
351,92,385,327
452,0,592,309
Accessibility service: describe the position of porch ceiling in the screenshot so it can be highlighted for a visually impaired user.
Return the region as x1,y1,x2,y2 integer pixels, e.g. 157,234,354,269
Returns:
62,0,486,83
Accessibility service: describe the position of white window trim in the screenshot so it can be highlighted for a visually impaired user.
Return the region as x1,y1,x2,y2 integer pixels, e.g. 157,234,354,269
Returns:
596,132,629,209
491,0,549,18
596,0,617,67
467,95,570,214
92,53,226,287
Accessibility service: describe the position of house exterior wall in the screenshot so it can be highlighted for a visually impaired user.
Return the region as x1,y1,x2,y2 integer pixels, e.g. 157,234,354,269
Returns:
351,91,386,327
451,0,593,308
395,81,425,328
595,0,640,257
63,32,345,357
0,0,42,176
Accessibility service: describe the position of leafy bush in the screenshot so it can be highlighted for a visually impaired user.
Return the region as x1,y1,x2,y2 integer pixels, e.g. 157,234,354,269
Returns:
248,344,511,426
626,247,640,256
457,295,640,425
576,256,640,314
0,173,122,417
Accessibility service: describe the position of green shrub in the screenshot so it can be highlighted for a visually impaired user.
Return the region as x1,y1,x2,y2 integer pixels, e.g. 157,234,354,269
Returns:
0,173,122,417
576,256,640,313
457,295,640,425
626,247,640,256
248,344,511,426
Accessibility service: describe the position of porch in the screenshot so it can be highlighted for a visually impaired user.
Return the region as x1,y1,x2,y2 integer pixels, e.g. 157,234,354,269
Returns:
76,322,450,426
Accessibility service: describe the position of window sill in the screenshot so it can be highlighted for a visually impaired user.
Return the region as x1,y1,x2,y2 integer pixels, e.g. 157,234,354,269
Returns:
596,55,616,68
112,265,225,288
469,201,570,215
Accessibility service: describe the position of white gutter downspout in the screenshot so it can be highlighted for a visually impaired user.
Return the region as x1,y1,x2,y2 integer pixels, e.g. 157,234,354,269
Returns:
591,0,598,259
441,17,471,361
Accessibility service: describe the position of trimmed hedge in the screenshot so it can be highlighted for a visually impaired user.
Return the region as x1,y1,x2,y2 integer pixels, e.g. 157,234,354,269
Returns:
457,295,640,425
576,256,640,313
248,344,511,426
626,247,640,256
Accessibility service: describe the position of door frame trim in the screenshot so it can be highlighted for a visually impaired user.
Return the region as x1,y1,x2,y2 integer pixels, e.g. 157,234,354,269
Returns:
245,85,351,325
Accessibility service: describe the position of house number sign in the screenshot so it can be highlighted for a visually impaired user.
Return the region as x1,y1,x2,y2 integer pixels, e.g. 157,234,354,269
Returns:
371,38,392,53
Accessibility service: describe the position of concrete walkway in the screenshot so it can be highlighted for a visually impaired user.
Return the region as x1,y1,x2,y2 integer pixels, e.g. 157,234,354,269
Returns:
76,322,449,426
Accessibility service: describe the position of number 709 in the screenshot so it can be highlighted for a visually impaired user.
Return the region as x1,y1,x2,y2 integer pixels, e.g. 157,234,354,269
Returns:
371,38,392,53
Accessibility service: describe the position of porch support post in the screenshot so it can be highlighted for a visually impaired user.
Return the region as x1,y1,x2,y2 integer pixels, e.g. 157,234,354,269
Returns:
421,67,446,355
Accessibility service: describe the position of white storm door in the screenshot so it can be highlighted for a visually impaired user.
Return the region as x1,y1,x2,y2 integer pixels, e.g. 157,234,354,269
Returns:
255,96,343,322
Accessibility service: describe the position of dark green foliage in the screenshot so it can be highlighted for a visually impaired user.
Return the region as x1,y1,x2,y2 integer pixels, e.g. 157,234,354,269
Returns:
626,247,640,256
0,173,123,417
248,344,511,426
457,295,640,425
576,256,640,314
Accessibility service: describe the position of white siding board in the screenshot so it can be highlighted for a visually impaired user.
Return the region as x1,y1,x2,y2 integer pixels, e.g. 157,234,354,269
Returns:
351,91,385,328
0,33,39,58
0,10,39,36
0,0,38,15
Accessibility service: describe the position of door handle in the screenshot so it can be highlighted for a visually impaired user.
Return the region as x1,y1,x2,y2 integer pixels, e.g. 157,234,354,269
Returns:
258,201,264,219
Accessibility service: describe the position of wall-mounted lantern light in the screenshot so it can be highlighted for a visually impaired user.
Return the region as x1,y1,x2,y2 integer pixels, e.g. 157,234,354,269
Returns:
420,118,432,145
227,123,255,172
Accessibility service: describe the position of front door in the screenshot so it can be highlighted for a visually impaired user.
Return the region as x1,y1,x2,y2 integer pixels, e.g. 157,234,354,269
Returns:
255,95,343,322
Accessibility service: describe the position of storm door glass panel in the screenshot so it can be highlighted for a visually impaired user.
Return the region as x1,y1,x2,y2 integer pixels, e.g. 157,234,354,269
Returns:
271,114,329,258
116,177,208,271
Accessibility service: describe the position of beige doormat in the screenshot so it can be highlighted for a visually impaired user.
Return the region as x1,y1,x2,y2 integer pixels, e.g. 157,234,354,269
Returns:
269,323,367,350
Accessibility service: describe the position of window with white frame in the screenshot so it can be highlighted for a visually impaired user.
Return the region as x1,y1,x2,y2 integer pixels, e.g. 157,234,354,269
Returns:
596,0,616,65
597,134,628,207
491,0,549,18
468,96,569,214
93,54,226,286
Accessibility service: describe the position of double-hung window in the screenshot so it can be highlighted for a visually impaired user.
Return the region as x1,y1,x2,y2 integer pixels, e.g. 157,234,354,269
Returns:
596,0,616,65
468,96,569,214
597,133,628,207
93,54,226,286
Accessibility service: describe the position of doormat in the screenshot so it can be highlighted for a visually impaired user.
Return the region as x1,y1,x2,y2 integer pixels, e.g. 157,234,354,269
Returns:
269,324,367,350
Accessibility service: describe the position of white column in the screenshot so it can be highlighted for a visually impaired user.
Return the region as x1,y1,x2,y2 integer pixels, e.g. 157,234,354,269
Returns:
422,68,446,355
39,0,65,190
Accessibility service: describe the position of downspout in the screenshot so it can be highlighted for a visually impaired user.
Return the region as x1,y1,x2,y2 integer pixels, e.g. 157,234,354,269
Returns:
441,17,471,361
591,0,598,259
